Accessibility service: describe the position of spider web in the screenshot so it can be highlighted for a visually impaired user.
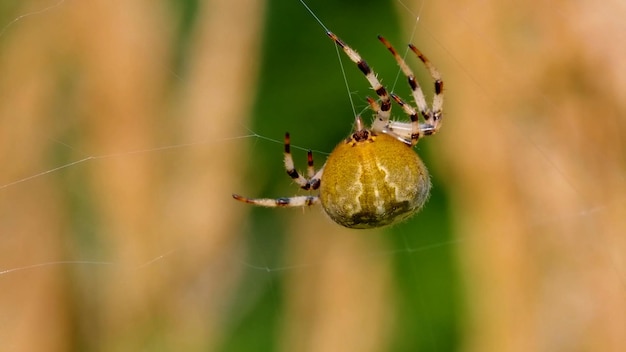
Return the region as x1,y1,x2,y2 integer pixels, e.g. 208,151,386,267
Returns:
0,0,625,351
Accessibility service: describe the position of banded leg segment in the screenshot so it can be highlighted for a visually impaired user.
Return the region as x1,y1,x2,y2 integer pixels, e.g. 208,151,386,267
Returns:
390,94,436,146
409,44,444,128
232,194,320,207
284,132,321,190
378,36,444,142
378,35,428,118
232,132,323,208
327,31,391,132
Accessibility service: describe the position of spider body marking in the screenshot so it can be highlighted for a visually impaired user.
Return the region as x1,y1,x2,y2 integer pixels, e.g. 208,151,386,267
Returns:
233,32,444,229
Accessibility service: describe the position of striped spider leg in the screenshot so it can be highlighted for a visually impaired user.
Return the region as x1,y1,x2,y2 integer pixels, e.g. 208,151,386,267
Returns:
232,133,322,207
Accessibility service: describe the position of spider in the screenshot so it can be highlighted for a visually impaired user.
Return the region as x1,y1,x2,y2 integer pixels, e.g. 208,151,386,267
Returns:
233,31,443,229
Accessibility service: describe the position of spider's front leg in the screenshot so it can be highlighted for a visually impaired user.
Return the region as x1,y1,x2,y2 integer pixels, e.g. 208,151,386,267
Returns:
327,31,392,132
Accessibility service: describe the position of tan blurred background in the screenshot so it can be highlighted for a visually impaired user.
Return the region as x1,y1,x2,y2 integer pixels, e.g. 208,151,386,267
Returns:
0,0,624,351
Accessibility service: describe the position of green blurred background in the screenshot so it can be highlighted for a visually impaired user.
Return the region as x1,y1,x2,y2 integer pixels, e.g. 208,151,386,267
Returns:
223,1,459,350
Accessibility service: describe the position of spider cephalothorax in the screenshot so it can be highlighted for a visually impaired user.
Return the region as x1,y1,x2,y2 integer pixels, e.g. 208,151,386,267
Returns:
233,32,444,229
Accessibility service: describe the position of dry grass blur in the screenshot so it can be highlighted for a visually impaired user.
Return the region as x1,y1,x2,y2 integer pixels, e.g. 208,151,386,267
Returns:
419,0,626,351
0,0,624,351
0,0,264,350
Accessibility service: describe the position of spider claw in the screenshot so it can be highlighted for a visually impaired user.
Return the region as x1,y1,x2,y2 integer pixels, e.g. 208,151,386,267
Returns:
390,93,405,105
378,35,398,56
408,44,424,58
327,31,344,47
232,194,247,202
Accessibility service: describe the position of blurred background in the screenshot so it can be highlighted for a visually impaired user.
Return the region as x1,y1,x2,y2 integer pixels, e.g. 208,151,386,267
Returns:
0,0,625,351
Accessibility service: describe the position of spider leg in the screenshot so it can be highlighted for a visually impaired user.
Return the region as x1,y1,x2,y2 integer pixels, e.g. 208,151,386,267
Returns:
306,150,315,178
284,132,322,190
378,36,429,117
388,93,420,146
378,36,444,141
327,31,391,132
389,94,436,146
409,44,444,128
232,134,323,208
232,194,320,207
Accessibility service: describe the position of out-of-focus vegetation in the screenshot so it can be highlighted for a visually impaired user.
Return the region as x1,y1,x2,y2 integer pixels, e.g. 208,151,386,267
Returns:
0,0,624,351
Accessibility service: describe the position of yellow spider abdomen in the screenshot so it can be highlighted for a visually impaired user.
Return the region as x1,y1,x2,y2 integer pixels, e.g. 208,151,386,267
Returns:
320,131,431,229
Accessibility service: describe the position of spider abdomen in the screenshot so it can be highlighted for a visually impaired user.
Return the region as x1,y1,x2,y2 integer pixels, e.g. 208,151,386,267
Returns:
320,132,431,229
